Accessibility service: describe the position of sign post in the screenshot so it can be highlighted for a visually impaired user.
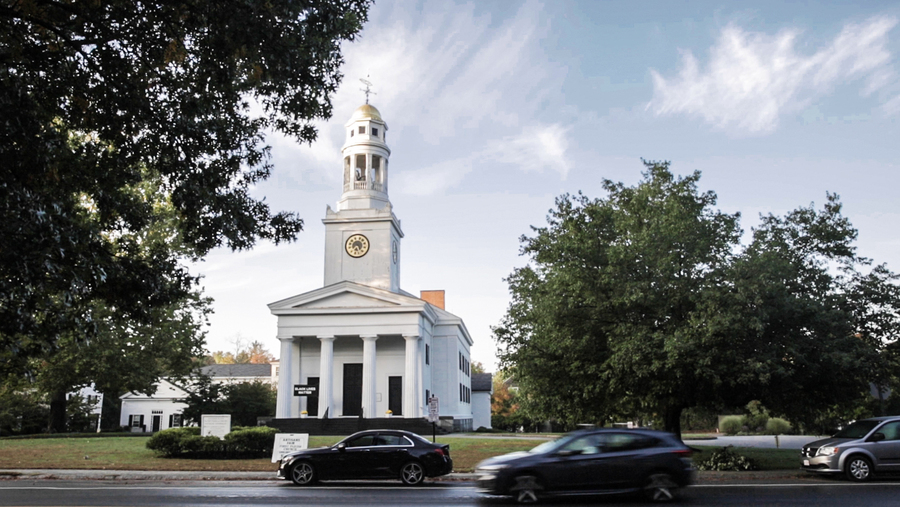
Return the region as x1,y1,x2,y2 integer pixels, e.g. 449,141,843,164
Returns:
426,396,440,442
272,433,310,463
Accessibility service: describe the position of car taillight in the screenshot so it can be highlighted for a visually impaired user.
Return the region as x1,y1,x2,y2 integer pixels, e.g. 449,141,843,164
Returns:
672,449,693,458
434,448,445,456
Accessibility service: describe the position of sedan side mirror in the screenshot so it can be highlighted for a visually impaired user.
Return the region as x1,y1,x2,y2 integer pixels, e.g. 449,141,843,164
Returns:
869,432,886,442
337,443,347,452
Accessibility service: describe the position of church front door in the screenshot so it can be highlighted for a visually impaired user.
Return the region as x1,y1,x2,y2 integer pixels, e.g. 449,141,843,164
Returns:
343,364,363,416
388,376,402,416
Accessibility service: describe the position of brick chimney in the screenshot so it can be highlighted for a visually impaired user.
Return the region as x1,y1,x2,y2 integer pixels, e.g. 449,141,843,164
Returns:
420,290,445,310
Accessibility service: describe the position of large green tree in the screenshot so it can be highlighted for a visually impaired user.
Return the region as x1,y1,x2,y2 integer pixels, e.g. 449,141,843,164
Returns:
1,0,370,362
494,161,899,436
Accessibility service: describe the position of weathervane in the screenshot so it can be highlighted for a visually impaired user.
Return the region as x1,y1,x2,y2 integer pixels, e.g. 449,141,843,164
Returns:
360,76,376,104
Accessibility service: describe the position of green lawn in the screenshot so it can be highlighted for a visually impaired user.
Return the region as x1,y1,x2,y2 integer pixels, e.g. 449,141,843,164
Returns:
0,435,542,473
0,436,799,473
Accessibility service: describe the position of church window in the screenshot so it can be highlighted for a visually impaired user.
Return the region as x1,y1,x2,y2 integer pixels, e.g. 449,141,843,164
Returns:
350,129,354,137
359,125,366,134
425,344,430,365
372,127,378,137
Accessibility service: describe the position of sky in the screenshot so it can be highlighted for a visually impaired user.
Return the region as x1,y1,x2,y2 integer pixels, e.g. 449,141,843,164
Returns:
193,0,900,371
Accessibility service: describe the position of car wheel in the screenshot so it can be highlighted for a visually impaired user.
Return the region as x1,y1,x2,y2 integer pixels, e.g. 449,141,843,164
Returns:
290,461,316,486
400,461,425,485
509,474,543,504
643,472,679,502
846,455,873,482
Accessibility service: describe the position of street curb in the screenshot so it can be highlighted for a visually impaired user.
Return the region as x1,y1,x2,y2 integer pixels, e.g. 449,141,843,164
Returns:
0,469,816,484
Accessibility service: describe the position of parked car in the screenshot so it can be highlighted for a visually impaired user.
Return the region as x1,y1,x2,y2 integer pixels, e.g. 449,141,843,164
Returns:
801,415,900,481
475,428,695,503
277,429,452,486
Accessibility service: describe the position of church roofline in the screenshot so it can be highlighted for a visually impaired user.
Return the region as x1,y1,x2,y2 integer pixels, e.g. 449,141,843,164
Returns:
268,280,439,324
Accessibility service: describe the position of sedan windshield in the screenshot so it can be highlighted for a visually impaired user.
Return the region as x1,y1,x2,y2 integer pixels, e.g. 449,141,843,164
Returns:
834,420,880,439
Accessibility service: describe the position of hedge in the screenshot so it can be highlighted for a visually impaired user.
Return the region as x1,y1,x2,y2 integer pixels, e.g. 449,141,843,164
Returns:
146,426,276,458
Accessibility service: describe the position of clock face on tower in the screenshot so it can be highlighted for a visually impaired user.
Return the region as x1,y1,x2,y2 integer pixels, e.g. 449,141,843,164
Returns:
345,234,369,258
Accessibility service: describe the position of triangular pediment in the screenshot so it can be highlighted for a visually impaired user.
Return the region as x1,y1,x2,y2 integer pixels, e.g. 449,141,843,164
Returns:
269,281,430,314
295,291,399,309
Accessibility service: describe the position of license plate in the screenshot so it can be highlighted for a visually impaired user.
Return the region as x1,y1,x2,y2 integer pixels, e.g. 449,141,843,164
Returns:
803,460,810,466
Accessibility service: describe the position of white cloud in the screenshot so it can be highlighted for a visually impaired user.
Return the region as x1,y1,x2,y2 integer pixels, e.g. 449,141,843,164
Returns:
270,0,571,192
393,156,475,196
649,16,898,133
484,123,572,178
394,122,572,195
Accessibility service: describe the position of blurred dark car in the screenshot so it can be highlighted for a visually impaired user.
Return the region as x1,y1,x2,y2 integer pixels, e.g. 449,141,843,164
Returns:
475,428,694,503
277,429,452,486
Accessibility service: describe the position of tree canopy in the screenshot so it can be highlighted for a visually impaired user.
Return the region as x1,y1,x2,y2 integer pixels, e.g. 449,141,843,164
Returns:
494,161,900,435
1,0,370,362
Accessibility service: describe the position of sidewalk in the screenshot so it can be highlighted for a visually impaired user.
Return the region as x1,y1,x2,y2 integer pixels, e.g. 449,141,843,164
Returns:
0,468,816,484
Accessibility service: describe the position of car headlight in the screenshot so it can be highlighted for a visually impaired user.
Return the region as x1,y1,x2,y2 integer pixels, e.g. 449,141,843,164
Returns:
816,446,839,456
477,464,509,472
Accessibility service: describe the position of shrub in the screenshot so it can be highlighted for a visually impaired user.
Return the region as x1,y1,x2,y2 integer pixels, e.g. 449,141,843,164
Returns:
224,426,277,454
766,418,792,435
146,426,273,458
696,447,757,471
146,428,199,457
742,400,769,433
719,415,743,435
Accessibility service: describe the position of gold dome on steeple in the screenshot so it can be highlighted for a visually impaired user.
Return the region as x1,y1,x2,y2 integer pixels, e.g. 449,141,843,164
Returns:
350,104,383,123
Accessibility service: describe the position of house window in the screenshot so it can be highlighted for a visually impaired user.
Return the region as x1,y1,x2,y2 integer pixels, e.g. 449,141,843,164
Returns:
129,415,144,428
169,414,183,428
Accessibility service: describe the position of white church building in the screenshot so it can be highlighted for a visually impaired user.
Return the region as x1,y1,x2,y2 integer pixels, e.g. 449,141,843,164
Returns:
270,103,477,431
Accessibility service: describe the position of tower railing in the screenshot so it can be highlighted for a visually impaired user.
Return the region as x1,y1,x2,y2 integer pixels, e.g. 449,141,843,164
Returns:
347,181,385,192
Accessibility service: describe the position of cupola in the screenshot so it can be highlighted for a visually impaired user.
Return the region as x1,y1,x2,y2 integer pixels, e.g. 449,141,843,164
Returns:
338,103,391,211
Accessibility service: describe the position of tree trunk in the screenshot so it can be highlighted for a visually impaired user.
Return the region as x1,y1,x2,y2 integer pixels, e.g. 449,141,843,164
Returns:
663,405,683,440
49,390,67,433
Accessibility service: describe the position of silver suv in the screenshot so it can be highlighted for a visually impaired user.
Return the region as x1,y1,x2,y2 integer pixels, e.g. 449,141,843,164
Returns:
801,416,900,481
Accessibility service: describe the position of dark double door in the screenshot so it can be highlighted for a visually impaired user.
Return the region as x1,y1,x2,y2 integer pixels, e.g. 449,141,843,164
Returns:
341,365,403,418
343,364,363,416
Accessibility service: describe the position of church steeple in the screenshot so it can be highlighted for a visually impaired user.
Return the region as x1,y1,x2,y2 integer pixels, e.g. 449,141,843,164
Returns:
338,104,391,211
322,103,403,292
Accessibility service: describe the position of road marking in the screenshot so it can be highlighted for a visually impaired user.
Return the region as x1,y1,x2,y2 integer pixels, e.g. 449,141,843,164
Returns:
0,485,464,491
693,483,900,488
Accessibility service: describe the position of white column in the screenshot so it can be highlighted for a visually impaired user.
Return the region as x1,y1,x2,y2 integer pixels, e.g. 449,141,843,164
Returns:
416,338,424,416
317,336,336,419
276,337,293,419
403,334,419,418
291,339,301,418
361,335,378,418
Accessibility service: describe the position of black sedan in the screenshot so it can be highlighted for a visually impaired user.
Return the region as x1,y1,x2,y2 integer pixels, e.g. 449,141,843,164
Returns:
277,430,452,486
475,428,694,503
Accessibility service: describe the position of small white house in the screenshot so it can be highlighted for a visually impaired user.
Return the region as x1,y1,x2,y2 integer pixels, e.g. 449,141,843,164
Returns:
118,363,277,433
119,379,190,433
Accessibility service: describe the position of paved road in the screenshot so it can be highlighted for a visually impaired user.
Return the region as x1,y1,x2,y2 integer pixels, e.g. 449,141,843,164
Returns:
2,480,900,506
